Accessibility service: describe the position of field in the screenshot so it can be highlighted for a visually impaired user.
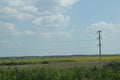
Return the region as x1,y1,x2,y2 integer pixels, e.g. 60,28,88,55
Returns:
0,56,120,80
0,56,120,65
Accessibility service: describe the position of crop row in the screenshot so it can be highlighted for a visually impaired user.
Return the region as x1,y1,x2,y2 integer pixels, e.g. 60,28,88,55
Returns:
0,61,120,80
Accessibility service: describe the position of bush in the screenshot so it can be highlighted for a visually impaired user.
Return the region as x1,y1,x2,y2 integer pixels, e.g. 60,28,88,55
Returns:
42,61,50,64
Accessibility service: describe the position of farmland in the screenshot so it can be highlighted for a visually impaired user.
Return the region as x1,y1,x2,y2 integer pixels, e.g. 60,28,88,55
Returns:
0,55,120,80
0,55,120,66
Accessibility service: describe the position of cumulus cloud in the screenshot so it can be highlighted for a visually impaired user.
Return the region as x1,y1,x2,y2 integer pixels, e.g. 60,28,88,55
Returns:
0,21,21,36
33,0,78,14
55,0,78,8
0,0,77,20
0,0,37,20
83,21,120,41
0,0,78,38
87,21,120,33
32,15,70,28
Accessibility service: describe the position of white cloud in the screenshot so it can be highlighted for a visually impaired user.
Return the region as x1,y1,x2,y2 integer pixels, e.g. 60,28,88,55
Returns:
55,0,78,8
0,20,71,38
87,21,120,33
0,0,78,38
3,7,18,14
17,13,34,20
83,21,120,41
33,0,79,14
0,21,21,36
38,31,72,38
23,6,38,13
32,15,70,28
0,40,8,44
0,0,36,20
24,30,71,38
25,30,36,35
0,0,78,21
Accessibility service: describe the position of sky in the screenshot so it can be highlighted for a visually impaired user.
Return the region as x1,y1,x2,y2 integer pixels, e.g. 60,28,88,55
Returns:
0,0,120,57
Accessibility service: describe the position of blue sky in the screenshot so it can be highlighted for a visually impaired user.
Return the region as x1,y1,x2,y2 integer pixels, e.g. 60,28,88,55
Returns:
0,0,120,57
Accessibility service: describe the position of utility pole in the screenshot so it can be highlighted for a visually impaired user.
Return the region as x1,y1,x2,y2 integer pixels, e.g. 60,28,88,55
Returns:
97,30,102,69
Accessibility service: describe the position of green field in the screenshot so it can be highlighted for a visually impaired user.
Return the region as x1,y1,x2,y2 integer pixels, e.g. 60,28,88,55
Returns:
0,56,120,80
0,56,120,67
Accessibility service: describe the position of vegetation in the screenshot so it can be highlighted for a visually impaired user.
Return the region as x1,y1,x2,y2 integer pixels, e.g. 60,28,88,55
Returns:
0,61,119,80
0,56,119,80
0,56,120,66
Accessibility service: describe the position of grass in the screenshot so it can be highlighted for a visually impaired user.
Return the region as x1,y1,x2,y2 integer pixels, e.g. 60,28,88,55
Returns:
0,56,120,69
0,56,119,80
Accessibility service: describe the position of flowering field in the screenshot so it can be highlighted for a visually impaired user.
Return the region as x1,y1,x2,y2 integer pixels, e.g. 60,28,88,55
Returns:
0,56,120,65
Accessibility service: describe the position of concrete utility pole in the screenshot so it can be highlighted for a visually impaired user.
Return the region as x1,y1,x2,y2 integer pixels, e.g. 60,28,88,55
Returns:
97,30,102,69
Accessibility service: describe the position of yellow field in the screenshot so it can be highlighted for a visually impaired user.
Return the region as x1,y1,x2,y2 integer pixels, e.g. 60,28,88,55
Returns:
0,56,120,63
